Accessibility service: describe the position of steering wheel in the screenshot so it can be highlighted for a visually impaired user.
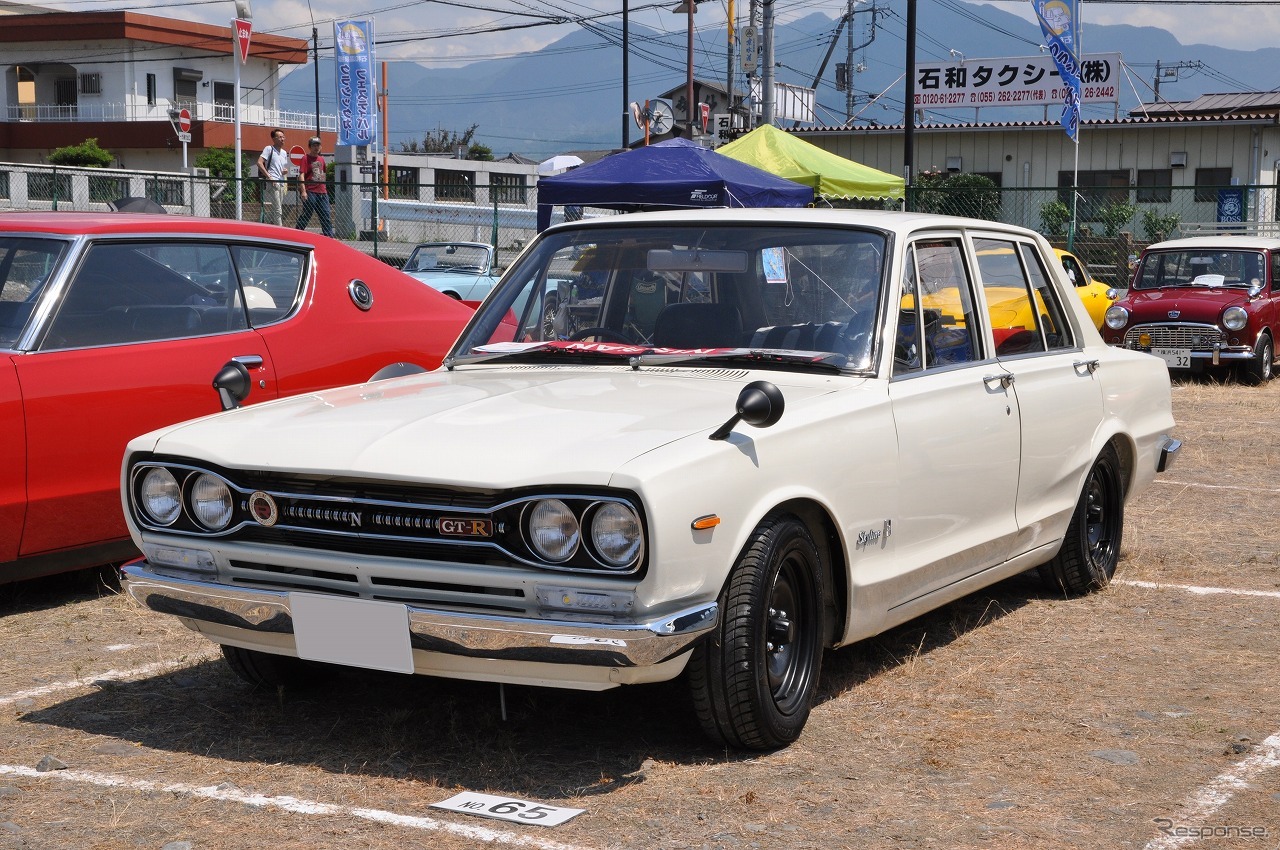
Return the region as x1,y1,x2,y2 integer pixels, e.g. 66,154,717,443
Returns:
569,327,632,344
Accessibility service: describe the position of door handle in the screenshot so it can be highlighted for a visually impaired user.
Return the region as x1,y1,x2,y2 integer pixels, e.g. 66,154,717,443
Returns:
232,354,264,370
1074,359,1100,374
983,373,1014,389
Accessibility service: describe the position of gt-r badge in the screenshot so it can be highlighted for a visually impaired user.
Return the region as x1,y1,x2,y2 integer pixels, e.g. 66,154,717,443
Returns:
247,491,278,527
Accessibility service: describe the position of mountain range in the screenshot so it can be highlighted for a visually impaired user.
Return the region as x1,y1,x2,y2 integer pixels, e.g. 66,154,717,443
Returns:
278,1,1280,160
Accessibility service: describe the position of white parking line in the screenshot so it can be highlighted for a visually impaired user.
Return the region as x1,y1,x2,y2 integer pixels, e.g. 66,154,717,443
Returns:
1143,731,1280,849
0,765,594,850
0,657,214,707
1114,579,1280,600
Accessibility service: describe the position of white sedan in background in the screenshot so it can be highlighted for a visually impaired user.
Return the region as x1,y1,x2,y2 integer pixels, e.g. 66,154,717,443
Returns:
121,209,1180,751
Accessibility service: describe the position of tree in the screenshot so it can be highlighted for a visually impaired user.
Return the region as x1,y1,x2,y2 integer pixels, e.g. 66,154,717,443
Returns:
193,146,257,180
47,138,113,168
400,124,481,156
467,143,494,161
1040,200,1071,238
1098,199,1138,238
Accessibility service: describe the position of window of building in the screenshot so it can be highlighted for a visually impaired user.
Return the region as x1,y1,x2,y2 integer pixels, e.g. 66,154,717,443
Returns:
975,171,1003,187
1136,169,1172,203
491,173,527,205
146,73,158,106
1194,167,1232,203
173,68,202,110
1059,169,1129,222
212,81,234,120
79,73,102,96
436,169,475,202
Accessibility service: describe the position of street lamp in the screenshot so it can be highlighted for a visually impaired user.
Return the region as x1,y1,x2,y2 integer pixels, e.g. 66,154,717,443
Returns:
672,0,697,135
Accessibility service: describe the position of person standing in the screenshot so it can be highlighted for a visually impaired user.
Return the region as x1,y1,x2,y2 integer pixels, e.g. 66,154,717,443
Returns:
295,136,333,237
256,128,288,226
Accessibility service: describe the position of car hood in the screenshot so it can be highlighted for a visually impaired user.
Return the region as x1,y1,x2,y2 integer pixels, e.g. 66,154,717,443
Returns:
1122,286,1249,319
138,367,841,487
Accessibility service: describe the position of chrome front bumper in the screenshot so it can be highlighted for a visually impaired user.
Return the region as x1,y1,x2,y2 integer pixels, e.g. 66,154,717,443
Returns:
1158,437,1183,473
121,562,718,669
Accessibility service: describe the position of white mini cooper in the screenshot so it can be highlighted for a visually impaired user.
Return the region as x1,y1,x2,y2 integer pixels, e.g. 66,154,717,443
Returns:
121,209,1180,750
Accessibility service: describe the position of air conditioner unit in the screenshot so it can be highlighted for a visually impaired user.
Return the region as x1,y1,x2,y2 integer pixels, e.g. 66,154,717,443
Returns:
1170,151,1188,168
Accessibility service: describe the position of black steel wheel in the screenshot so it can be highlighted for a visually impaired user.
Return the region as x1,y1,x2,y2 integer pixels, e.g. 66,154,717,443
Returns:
688,513,825,750
1240,334,1274,385
1040,444,1124,595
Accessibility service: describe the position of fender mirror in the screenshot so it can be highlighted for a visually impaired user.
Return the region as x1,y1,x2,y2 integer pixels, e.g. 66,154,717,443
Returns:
212,360,252,411
709,380,785,441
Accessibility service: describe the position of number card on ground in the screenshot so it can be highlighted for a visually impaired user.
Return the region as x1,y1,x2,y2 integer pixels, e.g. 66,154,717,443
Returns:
431,791,584,826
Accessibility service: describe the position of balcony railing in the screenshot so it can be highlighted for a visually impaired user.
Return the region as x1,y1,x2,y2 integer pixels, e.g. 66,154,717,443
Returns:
4,101,335,132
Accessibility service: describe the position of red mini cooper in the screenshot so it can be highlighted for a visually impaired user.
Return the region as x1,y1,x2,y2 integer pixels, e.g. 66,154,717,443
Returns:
1103,236,1278,384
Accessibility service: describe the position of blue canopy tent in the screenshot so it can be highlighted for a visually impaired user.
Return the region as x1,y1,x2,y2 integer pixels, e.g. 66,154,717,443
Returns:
535,138,814,231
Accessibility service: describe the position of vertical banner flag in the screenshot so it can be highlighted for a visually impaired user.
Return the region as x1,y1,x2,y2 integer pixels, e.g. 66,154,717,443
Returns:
334,19,376,147
1032,0,1081,140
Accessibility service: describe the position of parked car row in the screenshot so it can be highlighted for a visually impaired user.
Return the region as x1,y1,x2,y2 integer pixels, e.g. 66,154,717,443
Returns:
0,213,474,584
119,209,1180,749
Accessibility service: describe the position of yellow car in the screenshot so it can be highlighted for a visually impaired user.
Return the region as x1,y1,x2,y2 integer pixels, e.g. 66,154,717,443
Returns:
1055,248,1116,329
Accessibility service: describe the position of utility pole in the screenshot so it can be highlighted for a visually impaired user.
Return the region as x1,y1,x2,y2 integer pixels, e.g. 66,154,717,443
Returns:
761,0,775,124
725,0,734,120
313,26,321,139
903,0,916,208
622,0,630,147
745,0,758,128
845,0,855,121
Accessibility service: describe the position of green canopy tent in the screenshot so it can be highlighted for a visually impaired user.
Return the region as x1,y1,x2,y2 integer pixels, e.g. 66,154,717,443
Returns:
717,124,905,202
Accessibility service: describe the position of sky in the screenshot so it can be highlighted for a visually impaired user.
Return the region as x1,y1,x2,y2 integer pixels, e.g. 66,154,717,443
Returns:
32,0,1280,62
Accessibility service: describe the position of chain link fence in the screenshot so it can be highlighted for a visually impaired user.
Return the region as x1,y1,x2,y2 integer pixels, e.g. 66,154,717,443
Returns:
2,160,1275,283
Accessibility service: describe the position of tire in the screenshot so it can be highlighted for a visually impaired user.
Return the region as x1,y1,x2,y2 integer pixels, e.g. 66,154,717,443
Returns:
541,295,559,339
221,645,328,689
1040,444,1124,596
688,514,825,750
1240,334,1274,385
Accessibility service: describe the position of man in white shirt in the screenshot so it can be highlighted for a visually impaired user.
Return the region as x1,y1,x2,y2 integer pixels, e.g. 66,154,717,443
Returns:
256,129,289,226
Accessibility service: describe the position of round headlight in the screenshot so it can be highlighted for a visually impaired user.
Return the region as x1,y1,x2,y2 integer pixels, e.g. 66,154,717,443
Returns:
139,467,181,526
528,499,579,562
190,473,234,530
590,502,642,569
1223,306,1248,332
1104,305,1129,330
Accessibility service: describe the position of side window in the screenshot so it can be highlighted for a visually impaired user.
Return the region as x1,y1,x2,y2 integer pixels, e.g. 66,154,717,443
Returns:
231,245,306,326
895,240,981,376
44,242,246,350
1271,252,1280,292
1060,254,1084,287
1019,244,1075,351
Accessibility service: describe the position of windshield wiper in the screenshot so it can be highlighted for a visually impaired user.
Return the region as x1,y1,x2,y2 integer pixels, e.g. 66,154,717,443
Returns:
446,342,640,369
634,348,850,373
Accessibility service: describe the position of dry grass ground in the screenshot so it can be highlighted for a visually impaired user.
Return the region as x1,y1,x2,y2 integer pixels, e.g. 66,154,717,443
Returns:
1,377,1277,849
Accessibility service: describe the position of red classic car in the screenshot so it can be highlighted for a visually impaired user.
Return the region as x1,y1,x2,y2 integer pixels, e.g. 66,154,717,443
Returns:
1103,236,1278,384
0,212,473,584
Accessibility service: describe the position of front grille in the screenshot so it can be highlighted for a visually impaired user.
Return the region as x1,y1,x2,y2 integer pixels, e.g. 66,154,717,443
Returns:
1123,323,1222,350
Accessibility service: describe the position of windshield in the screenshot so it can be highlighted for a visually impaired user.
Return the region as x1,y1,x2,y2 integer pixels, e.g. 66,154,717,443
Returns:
405,244,491,275
452,223,888,371
0,236,67,348
1134,249,1265,291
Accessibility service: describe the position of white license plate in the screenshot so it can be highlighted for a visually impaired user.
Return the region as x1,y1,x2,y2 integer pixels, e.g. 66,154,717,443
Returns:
1152,347,1191,369
290,594,414,674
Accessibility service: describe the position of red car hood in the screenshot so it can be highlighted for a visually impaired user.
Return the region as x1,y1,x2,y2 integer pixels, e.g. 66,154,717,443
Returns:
1122,286,1248,322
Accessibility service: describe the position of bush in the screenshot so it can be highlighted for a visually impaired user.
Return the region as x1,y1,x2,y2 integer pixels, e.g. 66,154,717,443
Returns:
912,171,1001,221
1141,208,1181,242
47,138,112,168
1098,199,1138,238
1040,200,1071,237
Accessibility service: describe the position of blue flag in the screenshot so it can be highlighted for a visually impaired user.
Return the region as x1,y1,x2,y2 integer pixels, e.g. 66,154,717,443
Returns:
334,20,377,147
1032,0,1080,140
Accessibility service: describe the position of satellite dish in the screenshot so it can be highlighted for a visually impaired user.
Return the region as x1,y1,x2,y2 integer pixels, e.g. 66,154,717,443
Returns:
649,99,674,135
629,101,645,130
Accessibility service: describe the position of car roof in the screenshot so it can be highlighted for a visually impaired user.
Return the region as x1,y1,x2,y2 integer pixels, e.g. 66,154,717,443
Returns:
0,211,323,245
541,207,1045,241
1145,236,1280,251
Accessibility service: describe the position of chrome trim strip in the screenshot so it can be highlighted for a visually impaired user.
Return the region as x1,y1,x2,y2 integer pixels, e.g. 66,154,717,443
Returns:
121,563,716,668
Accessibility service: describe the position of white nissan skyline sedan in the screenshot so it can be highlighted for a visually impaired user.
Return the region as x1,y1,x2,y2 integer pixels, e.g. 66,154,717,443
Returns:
120,209,1180,751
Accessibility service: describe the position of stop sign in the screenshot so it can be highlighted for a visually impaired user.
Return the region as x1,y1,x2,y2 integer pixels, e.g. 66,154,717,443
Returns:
289,145,306,166
177,108,191,133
